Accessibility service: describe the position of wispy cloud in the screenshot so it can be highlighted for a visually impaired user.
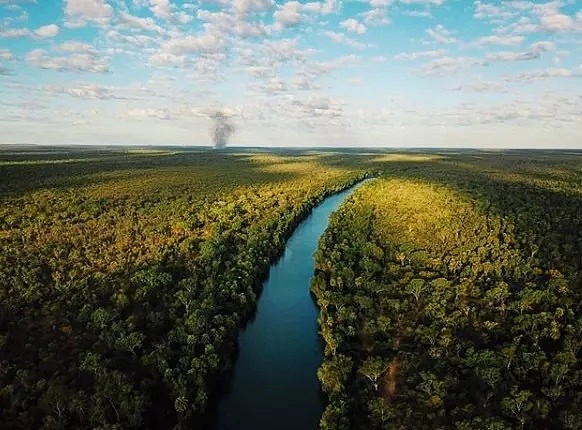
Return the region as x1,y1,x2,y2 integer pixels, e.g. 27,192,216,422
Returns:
0,24,59,38
426,24,456,44
26,48,109,73
323,30,366,49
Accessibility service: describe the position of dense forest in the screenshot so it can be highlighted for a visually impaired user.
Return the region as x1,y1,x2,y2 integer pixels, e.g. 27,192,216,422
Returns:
313,152,582,429
2,148,581,429
0,148,368,429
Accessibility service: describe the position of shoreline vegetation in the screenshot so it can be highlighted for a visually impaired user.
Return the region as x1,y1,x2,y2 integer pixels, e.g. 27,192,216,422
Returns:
1,147,581,429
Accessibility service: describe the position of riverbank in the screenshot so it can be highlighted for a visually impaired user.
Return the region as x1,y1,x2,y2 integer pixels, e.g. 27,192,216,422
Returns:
212,179,372,429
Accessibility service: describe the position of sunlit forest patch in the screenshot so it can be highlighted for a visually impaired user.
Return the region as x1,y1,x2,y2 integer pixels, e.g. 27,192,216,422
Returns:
370,154,446,164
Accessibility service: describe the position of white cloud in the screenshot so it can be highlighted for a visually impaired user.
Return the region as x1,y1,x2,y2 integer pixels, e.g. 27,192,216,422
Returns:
58,41,97,54
145,0,192,23
128,107,172,120
3,0,581,148
197,10,268,37
394,49,444,60
371,55,388,63
495,17,538,35
0,48,13,60
34,24,59,38
149,51,186,67
540,13,573,32
324,31,366,49
509,1,534,12
488,3,581,35
486,41,556,62
473,1,514,22
161,32,225,55
506,67,577,83
277,94,345,129
0,47,14,75
421,55,483,75
0,24,59,39
274,1,302,29
361,8,390,25
0,28,32,38
475,35,524,46
534,3,575,32
291,75,320,90
45,84,128,99
107,30,155,49
461,93,582,126
486,51,539,62
401,0,445,5
119,12,163,33
290,54,360,89
348,76,364,86
232,0,275,17
426,24,456,44
340,18,367,35
451,80,509,93
26,48,109,73
245,65,276,78
64,0,113,25
301,94,341,112
370,0,392,7
149,0,171,19
249,77,288,93
530,41,555,53
191,54,228,81
262,39,305,62
404,9,433,18
302,0,338,15
0,0,38,4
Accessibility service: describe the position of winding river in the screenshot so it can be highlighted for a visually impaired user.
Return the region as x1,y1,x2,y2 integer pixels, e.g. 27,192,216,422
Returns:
215,181,368,430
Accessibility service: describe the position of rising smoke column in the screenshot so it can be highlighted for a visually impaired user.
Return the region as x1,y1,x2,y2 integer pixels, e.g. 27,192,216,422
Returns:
211,111,236,149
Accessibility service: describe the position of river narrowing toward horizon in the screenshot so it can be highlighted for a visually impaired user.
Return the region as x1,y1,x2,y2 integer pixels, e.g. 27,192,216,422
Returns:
215,181,369,430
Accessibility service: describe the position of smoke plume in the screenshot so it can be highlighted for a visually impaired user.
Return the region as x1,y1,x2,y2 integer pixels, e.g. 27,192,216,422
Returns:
211,111,236,149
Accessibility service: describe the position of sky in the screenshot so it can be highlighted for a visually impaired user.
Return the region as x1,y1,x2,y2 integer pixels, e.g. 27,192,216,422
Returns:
0,0,581,148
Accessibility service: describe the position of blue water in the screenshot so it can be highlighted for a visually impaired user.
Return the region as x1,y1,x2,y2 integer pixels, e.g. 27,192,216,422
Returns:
216,182,367,430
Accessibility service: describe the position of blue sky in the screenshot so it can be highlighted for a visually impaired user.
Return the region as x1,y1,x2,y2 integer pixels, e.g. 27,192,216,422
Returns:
0,0,581,148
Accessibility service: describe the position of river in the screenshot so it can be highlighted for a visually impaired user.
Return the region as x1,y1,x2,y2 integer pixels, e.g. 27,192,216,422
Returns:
215,181,368,430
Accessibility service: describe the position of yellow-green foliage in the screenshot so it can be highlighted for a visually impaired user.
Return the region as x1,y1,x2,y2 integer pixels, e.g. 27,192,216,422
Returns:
358,179,473,250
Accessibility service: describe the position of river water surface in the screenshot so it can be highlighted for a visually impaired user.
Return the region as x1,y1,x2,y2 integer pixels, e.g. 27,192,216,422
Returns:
216,181,368,430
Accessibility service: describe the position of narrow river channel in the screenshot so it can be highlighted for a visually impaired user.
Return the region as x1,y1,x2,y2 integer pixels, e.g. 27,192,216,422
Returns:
215,181,368,430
